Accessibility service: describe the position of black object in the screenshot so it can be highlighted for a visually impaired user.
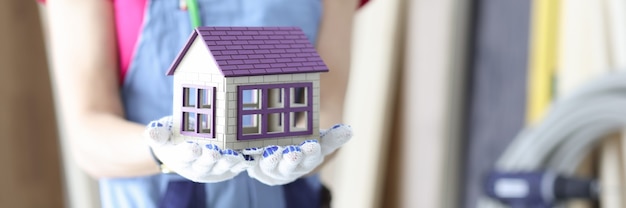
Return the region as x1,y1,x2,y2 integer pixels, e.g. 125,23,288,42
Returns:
484,171,599,208
461,0,532,207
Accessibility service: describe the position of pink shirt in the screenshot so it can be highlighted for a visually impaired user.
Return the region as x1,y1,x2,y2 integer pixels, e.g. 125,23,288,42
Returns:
113,0,146,83
39,0,369,83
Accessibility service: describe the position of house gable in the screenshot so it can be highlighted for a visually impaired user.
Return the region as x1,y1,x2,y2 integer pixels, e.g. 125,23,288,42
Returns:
171,34,222,76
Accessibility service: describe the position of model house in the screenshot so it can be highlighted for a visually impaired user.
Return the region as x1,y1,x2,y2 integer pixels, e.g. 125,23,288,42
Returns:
166,26,328,150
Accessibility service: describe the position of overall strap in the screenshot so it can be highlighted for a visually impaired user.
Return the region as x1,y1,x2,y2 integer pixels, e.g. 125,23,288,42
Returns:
159,180,206,208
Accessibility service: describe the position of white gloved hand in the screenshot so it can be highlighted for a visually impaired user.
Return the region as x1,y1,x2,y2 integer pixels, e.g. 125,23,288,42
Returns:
144,116,255,183
244,124,353,186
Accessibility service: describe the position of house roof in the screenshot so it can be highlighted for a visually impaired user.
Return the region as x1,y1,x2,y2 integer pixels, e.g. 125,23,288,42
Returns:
166,27,329,77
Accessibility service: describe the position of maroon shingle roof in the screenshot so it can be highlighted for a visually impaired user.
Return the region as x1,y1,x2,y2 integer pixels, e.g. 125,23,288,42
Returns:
166,27,329,77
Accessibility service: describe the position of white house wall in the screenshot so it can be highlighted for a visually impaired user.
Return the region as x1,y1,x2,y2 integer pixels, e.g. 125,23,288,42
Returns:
223,73,321,150
172,36,228,148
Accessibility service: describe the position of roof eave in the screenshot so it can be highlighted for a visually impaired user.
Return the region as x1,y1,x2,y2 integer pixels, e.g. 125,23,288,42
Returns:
222,68,329,77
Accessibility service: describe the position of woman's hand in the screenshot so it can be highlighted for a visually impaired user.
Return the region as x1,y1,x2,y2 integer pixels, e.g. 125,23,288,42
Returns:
144,116,352,185
245,124,352,186
145,116,255,183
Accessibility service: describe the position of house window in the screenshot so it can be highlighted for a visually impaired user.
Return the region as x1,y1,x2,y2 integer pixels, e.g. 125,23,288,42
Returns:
181,85,215,138
238,83,313,140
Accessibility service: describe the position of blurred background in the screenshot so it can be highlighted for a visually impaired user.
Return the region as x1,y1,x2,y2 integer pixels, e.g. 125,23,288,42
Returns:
2,0,626,207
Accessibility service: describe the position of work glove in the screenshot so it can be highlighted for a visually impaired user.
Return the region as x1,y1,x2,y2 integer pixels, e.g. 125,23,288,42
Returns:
144,116,352,185
144,116,255,183
244,124,352,186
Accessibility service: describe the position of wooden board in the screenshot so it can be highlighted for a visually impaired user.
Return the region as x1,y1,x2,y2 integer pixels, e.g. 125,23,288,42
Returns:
0,0,65,207
320,0,404,207
393,0,469,207
526,0,560,124
599,136,624,208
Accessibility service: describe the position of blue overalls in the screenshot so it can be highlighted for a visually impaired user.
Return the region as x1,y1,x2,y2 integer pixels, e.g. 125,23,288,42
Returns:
100,0,324,207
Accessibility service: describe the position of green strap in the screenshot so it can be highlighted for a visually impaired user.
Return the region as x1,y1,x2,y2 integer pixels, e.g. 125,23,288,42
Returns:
186,0,202,28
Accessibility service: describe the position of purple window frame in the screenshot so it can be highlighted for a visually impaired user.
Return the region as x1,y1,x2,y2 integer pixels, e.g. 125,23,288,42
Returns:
181,85,216,138
237,82,313,140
